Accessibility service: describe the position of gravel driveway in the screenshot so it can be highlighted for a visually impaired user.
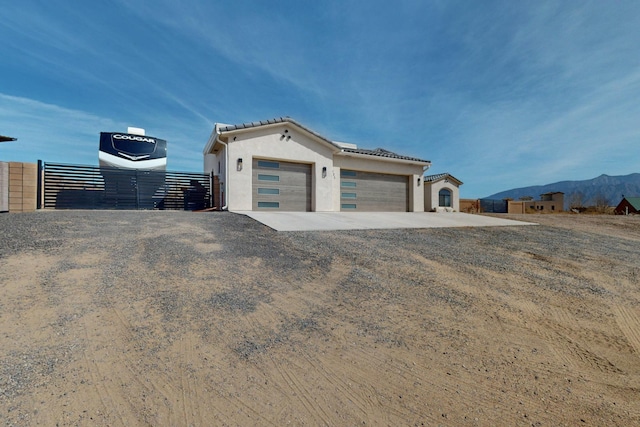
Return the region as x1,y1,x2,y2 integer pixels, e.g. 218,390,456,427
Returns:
2,210,640,426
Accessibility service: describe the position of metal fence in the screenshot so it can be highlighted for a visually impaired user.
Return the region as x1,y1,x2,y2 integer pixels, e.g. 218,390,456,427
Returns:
479,198,508,213
41,161,211,210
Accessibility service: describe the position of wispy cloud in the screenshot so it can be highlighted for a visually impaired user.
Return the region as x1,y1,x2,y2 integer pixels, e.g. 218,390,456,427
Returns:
0,93,120,164
0,93,207,171
3,1,640,197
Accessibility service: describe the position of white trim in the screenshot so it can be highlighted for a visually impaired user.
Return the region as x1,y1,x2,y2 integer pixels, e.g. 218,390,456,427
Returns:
98,151,167,170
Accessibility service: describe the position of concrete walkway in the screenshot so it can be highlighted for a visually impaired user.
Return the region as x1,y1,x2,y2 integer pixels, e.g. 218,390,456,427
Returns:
233,211,537,231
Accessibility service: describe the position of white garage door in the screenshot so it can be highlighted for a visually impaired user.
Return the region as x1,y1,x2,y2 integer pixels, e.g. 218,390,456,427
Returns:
252,159,311,211
340,169,409,211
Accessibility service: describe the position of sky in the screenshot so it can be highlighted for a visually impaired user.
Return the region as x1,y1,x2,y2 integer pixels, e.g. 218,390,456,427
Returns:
1,0,640,198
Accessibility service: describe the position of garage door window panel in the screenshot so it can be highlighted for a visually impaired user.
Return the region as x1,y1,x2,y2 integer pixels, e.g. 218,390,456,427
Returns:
257,201,280,208
258,174,280,182
257,160,280,169
257,188,280,195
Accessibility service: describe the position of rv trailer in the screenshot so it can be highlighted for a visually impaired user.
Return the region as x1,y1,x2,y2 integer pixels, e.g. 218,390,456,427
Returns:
99,129,167,209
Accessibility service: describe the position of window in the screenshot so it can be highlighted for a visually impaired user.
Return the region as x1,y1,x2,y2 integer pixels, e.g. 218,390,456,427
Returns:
341,192,357,199
341,181,357,188
439,189,452,207
258,201,279,208
341,203,357,209
257,188,279,195
341,170,357,177
257,160,280,169
258,174,279,182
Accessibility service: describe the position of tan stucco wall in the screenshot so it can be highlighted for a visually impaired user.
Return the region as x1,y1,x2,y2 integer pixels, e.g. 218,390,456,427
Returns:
1,162,37,213
508,201,525,214
510,198,564,213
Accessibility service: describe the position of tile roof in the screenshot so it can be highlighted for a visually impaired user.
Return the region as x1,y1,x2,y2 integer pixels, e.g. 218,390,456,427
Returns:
340,147,430,163
217,117,337,148
218,117,430,163
424,173,463,185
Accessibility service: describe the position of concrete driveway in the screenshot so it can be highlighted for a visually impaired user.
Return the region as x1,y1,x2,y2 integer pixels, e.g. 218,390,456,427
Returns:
233,211,537,231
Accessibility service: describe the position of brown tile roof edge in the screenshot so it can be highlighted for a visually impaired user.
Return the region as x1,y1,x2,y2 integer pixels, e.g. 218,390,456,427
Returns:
340,147,430,163
217,117,430,163
424,172,463,185
217,117,336,147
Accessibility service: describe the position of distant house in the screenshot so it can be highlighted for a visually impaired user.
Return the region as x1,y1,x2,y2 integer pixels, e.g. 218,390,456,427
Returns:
423,173,463,212
508,192,564,214
614,197,640,215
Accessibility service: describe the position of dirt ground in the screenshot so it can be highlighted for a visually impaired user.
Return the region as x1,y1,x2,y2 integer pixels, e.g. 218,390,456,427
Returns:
1,211,640,426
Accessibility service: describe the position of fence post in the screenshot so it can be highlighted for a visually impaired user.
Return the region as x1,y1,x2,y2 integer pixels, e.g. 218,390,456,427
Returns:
37,160,43,209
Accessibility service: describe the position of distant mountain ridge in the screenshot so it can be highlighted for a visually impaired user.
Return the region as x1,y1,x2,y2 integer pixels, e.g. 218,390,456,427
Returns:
485,173,640,207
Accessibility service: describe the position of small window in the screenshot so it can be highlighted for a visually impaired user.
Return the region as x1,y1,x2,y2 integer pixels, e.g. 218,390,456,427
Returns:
341,203,357,209
258,174,279,182
258,201,279,208
341,192,357,199
341,181,357,188
341,170,357,177
257,160,280,169
257,188,279,195
551,205,555,210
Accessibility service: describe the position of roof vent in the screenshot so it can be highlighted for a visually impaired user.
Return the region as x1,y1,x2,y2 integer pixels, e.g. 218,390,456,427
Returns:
333,141,358,149
127,127,145,136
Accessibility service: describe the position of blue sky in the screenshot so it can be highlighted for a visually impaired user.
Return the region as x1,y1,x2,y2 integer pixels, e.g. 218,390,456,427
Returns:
2,1,639,198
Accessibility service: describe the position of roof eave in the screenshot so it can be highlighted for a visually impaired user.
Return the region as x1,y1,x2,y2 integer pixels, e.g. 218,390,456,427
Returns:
336,150,431,166
218,118,341,153
424,173,463,185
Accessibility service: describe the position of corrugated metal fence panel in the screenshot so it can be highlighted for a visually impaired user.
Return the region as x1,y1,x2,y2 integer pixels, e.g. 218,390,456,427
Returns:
43,162,210,210
479,199,508,213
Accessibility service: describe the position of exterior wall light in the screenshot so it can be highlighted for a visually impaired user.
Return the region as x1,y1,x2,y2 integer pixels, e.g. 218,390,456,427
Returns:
237,158,243,171
322,166,327,178
417,177,421,186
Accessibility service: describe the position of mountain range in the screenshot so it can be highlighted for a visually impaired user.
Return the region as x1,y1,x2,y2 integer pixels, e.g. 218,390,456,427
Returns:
484,173,640,208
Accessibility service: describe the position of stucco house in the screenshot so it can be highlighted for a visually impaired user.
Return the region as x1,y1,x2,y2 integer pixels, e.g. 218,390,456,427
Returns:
507,192,565,214
203,117,433,212
423,173,463,212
